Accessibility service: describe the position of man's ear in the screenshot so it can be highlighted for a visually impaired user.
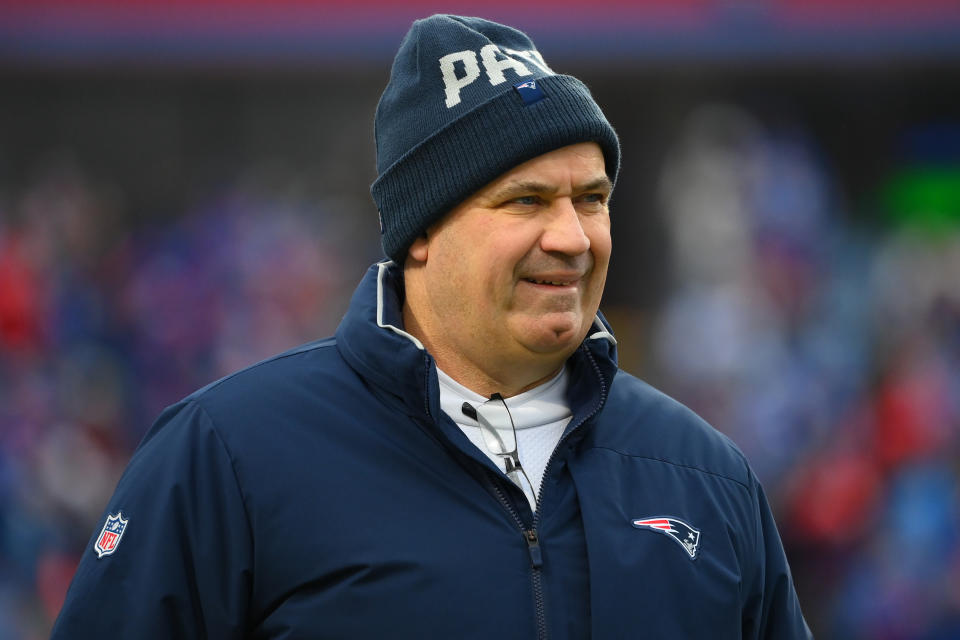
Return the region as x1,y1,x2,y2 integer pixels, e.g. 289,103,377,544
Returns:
407,232,429,263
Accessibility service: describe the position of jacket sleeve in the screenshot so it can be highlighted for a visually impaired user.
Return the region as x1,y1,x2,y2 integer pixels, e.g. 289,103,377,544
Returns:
51,399,253,639
742,473,814,639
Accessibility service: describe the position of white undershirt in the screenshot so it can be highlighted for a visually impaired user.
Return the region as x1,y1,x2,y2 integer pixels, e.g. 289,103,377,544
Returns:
437,367,573,511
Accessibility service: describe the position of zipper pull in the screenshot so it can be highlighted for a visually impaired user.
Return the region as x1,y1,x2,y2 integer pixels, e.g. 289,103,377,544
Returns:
524,529,543,568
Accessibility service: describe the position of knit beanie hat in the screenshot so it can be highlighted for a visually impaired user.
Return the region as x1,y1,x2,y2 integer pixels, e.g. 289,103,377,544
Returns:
371,14,621,262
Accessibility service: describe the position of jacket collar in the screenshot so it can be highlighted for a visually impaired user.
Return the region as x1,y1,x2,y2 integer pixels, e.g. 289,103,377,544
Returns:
335,261,619,426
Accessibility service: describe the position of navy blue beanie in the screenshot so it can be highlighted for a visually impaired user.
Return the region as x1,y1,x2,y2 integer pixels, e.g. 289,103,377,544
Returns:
371,14,621,262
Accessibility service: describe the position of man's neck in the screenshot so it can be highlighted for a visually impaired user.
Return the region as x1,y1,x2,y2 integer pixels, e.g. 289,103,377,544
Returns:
420,338,564,398
402,302,565,398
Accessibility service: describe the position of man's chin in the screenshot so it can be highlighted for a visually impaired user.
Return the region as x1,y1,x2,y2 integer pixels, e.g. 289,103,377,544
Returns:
514,316,586,355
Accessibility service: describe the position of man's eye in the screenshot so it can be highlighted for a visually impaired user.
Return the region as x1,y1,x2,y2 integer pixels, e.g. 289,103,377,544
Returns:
580,193,606,204
510,196,540,206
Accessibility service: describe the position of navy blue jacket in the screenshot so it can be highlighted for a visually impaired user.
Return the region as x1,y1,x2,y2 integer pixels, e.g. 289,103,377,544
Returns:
52,262,811,639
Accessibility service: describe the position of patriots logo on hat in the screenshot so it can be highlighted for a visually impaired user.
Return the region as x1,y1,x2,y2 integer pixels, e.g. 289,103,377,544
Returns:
632,516,701,559
513,79,546,106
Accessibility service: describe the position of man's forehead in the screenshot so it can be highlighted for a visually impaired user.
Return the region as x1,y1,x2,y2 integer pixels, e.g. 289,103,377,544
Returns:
485,143,609,192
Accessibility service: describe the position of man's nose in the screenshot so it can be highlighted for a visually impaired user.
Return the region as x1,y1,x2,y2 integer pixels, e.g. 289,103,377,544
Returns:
539,199,591,255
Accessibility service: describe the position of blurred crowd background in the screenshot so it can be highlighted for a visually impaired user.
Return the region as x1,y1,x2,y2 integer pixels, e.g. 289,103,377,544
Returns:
2,1,960,638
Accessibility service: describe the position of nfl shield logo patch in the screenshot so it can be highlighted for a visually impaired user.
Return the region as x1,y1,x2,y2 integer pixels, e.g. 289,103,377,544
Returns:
94,511,129,558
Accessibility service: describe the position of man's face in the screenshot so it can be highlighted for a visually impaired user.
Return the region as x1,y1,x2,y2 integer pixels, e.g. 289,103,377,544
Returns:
404,142,612,390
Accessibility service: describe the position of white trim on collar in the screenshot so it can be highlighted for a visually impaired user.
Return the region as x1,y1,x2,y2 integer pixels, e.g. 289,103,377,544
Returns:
588,316,617,345
376,261,424,350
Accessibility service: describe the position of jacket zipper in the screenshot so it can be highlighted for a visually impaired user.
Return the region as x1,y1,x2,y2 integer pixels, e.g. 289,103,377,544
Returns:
486,346,610,640
485,476,548,640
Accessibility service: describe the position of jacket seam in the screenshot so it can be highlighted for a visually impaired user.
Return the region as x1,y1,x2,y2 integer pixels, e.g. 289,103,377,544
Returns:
583,445,751,492
188,399,257,555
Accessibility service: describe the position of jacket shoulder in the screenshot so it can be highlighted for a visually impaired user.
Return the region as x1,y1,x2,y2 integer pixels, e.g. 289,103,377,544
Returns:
130,337,358,454
593,370,751,489
190,337,341,399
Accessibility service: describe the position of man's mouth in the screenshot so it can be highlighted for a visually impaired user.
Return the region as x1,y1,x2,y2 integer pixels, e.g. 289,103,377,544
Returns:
523,278,575,286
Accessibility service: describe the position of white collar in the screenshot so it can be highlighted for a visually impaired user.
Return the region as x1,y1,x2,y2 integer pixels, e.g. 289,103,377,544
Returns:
437,367,572,430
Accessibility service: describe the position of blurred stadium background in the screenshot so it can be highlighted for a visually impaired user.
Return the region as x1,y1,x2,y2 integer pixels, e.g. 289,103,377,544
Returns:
2,1,960,638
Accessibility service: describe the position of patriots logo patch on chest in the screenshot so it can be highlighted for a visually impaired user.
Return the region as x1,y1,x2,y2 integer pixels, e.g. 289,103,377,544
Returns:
632,516,701,560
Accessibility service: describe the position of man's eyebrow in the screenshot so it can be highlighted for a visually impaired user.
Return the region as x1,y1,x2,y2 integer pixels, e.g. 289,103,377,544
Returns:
490,176,613,201
490,181,557,200
577,176,614,194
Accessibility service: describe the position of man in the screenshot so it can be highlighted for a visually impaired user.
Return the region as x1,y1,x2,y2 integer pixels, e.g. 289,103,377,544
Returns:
52,15,811,639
